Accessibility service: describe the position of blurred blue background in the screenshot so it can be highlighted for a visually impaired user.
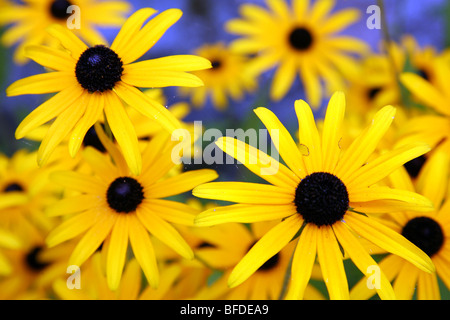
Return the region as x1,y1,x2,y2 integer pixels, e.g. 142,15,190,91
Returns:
0,0,448,157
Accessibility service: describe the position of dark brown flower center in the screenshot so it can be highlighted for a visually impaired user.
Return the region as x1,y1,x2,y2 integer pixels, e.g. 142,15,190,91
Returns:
288,27,314,51
294,172,349,227
401,216,444,257
50,0,72,20
106,177,144,213
75,45,123,93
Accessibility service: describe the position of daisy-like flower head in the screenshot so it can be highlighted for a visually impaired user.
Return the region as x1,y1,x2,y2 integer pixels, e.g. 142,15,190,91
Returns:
225,0,369,107
0,226,74,299
398,56,450,151
0,0,131,64
351,142,450,300
179,42,258,110
44,125,218,291
193,91,435,299
6,7,212,175
0,149,64,233
192,221,323,300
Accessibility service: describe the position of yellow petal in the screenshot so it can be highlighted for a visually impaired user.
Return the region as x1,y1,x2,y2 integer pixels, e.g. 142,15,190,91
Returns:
254,107,307,179
107,214,129,290
194,203,297,226
320,9,361,35
335,105,396,181
310,0,335,22
122,69,204,88
400,72,449,116
118,9,182,64
137,205,193,260
46,209,101,247
216,136,299,189
69,211,117,267
37,101,86,166
68,92,104,158
299,61,322,108
295,99,323,172
125,55,211,72
285,223,317,300
344,143,431,189
415,147,449,208
103,91,141,175
6,72,76,96
114,82,181,135
270,56,297,101
334,221,395,300
46,24,88,60
14,84,84,139
228,214,302,288
25,45,75,72
146,169,218,199
192,181,294,204
417,270,440,300
140,199,197,227
128,215,159,289
350,186,433,210
392,259,420,299
321,91,345,172
111,8,158,54
45,194,102,217
118,258,142,300
50,171,105,194
0,193,29,210
317,225,349,299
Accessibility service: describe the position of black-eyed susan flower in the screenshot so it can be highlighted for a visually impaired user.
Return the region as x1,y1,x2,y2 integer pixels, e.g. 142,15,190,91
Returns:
0,149,64,233
346,38,442,115
225,0,368,107
351,143,450,300
0,0,131,64
193,91,435,299
398,57,450,151
0,226,74,299
45,127,218,291
6,7,212,175
191,221,324,300
178,42,257,110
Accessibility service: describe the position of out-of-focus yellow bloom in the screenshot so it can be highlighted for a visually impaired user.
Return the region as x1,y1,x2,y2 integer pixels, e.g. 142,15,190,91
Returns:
0,0,132,64
226,0,369,107
179,42,258,110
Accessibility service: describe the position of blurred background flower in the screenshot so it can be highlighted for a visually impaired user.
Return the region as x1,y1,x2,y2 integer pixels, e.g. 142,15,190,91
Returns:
0,0,450,300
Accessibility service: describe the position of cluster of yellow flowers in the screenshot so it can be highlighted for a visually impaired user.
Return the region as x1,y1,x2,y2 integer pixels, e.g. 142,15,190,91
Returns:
0,0,449,301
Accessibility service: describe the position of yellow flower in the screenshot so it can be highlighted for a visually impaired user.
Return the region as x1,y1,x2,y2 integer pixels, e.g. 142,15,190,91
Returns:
192,221,324,300
346,37,442,115
193,91,435,299
351,142,450,299
45,127,218,291
0,0,131,64
0,149,64,233
6,7,212,175
0,226,74,299
179,42,258,110
225,0,368,107
399,57,450,151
